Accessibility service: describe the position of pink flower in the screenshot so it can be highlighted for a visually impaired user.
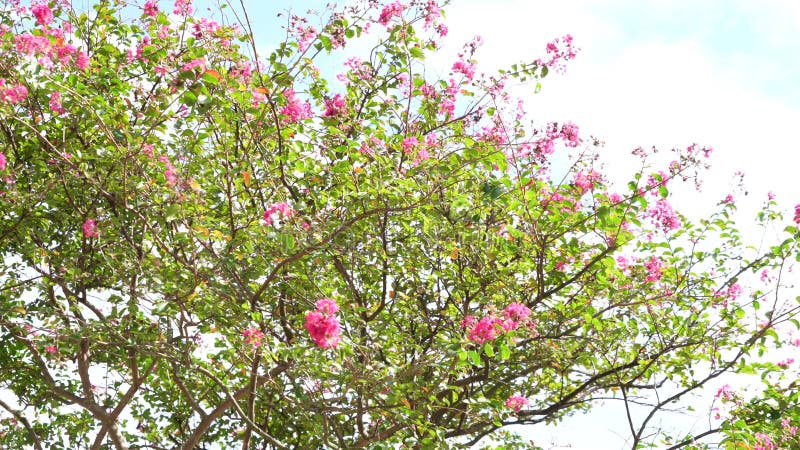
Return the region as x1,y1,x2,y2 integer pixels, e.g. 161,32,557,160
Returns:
323,94,347,117
315,298,339,315
242,327,264,348
452,60,475,80
648,199,681,232
423,0,441,29
82,219,99,238
401,136,419,154
715,384,734,401
467,315,504,344
158,156,177,185
173,0,192,15
192,17,221,39
305,299,341,349
793,203,800,225
0,152,6,171
644,256,663,283
263,202,294,225
723,194,734,204
503,302,531,325
75,51,89,70
767,191,775,200
44,345,58,354
0,79,28,105
573,170,600,194
505,395,528,412
378,1,404,27
143,0,159,17
279,89,312,123
538,34,577,73
32,2,53,27
180,58,206,73
753,433,775,450
777,358,794,369
49,91,65,115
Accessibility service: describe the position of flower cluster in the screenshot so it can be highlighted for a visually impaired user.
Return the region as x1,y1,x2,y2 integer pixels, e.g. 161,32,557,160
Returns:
82,219,99,238
49,91,65,115
31,2,54,27
323,94,347,117
173,0,193,16
462,302,534,344
158,156,178,185
648,199,681,233
305,298,341,349
644,256,663,283
242,327,265,348
378,1,404,27
505,395,528,412
0,79,28,105
280,89,313,123
539,34,577,73
290,15,317,52
263,202,294,226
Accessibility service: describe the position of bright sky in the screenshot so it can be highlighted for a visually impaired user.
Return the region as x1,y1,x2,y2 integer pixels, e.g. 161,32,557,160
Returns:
207,0,800,447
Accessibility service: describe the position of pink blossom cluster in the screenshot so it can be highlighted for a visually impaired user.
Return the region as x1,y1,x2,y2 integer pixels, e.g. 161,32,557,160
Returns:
304,298,341,349
452,60,476,81
461,302,533,344
180,58,206,73
49,91,65,115
279,89,312,123
173,0,193,15
191,18,221,39
323,94,347,117
338,57,373,85
530,121,580,160
423,0,441,29
0,152,6,171
242,327,265,348
504,395,528,412
438,78,458,117
401,136,431,166
14,27,89,71
359,137,384,157
753,433,775,450
158,156,178,185
378,1,404,27
644,256,663,283
143,0,159,17
0,79,27,104
539,34,577,73
263,202,294,225
648,198,681,233
794,203,800,225
573,170,600,194
781,418,798,437
31,1,53,27
290,15,317,52
686,143,713,159
777,358,794,368
83,219,99,238
715,384,735,401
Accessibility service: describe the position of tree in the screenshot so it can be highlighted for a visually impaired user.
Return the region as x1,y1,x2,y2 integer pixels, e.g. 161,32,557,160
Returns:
0,0,798,448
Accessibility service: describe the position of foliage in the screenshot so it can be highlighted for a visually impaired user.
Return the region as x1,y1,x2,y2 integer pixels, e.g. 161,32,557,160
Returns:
0,0,799,449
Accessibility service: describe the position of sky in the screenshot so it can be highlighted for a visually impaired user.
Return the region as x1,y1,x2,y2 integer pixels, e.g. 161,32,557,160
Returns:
219,0,800,448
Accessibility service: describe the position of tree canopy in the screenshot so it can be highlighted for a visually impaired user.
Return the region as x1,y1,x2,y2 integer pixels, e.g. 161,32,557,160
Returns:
1,1,799,449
